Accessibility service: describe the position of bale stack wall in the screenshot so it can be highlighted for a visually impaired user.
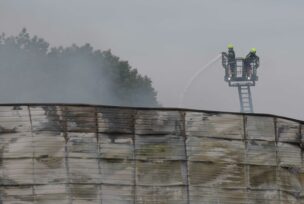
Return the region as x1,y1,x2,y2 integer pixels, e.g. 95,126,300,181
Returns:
0,105,303,203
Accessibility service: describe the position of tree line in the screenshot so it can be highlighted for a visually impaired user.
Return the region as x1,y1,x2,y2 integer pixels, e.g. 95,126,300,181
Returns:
0,28,159,106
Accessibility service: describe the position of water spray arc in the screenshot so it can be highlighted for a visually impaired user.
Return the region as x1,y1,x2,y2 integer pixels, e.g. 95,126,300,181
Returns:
178,54,221,107
179,47,259,113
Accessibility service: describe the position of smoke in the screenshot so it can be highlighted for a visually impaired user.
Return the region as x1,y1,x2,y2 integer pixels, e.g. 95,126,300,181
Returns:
0,30,158,106
0,45,111,104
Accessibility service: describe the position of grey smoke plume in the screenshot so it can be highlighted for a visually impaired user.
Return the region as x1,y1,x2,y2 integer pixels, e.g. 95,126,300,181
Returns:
0,29,159,106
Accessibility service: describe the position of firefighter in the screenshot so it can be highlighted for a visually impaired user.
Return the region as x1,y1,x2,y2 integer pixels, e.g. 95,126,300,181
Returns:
244,48,259,80
227,44,236,80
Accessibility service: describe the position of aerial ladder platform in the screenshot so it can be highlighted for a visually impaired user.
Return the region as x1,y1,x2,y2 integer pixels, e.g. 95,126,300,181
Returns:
221,52,259,113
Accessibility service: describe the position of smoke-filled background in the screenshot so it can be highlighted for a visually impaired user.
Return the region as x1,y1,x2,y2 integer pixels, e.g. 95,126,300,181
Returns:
0,29,158,107
0,0,304,120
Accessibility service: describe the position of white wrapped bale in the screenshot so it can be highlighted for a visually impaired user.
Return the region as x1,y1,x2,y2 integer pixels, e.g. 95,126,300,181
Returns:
186,112,244,140
135,134,185,160
98,133,133,159
100,159,134,185
189,162,246,188
97,108,135,134
101,184,134,204
135,110,182,135
136,160,187,186
246,116,275,141
136,186,188,204
276,118,300,143
187,137,245,163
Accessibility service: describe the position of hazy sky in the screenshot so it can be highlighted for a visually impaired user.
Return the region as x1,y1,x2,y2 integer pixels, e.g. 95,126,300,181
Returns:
0,0,304,120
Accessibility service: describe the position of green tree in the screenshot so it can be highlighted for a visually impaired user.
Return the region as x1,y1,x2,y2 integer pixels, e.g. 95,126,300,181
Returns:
0,29,159,106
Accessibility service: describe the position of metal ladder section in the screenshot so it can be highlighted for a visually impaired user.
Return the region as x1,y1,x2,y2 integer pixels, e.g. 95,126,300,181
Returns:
238,85,253,113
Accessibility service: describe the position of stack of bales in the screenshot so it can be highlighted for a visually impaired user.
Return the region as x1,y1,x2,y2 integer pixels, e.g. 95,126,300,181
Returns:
0,105,303,203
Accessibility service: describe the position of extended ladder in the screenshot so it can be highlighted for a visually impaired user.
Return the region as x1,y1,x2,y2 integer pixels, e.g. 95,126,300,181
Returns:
238,85,253,113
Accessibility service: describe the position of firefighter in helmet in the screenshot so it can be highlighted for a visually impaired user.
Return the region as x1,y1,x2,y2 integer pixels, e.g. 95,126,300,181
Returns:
227,44,236,80
244,48,259,80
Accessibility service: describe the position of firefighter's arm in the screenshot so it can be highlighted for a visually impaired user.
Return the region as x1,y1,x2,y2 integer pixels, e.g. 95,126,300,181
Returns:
221,52,228,69
256,56,260,68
